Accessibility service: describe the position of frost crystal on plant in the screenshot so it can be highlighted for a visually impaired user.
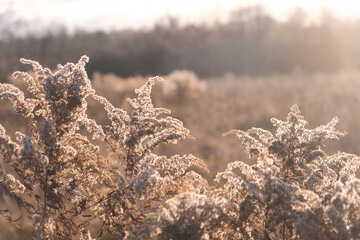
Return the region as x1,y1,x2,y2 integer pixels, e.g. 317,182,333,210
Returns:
219,105,360,239
0,56,359,240
0,56,209,239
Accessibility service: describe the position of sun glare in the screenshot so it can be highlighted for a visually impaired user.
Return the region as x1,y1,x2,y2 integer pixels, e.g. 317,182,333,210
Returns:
4,0,360,32
261,0,360,19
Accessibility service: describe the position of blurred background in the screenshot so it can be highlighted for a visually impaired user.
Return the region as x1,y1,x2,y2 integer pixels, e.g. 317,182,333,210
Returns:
1,0,360,238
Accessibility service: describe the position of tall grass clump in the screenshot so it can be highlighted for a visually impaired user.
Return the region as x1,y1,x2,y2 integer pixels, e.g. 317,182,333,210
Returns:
0,57,359,239
215,105,360,239
0,56,208,239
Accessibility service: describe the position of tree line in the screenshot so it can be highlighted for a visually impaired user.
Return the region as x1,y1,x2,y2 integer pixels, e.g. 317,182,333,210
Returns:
1,5,360,82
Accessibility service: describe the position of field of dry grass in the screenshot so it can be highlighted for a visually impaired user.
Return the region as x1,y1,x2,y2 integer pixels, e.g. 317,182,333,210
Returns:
5,69,360,179
80,70,360,179
1,67,360,239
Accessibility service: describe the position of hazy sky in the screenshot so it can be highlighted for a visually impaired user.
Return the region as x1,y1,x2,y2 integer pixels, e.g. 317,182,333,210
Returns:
2,0,360,32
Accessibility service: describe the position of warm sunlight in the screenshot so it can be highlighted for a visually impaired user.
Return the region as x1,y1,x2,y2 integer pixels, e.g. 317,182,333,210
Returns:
261,0,360,20
1,0,360,240
3,0,360,32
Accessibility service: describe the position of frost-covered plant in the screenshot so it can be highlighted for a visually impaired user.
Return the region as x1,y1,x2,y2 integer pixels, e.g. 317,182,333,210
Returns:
0,56,359,240
0,56,112,239
0,56,208,239
89,76,204,177
125,192,234,240
218,105,360,239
